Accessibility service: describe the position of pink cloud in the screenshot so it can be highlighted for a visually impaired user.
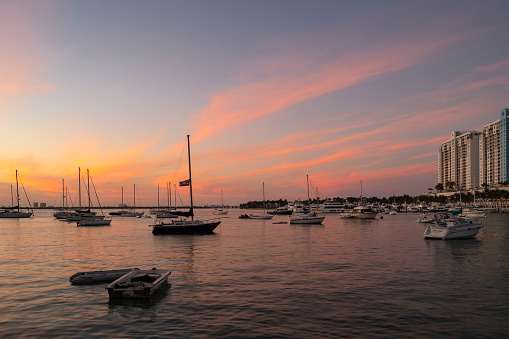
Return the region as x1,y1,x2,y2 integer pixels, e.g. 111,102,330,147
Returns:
192,33,459,142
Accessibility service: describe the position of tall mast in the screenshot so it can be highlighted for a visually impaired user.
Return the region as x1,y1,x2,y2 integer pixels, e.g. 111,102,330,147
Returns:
16,170,19,212
187,135,194,221
134,184,136,211
87,169,91,209
307,175,310,208
121,186,124,211
62,179,65,210
157,183,160,209
78,167,81,210
262,182,266,212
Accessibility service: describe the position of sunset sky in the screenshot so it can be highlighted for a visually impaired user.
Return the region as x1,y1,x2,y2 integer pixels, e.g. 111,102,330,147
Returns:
1,0,509,207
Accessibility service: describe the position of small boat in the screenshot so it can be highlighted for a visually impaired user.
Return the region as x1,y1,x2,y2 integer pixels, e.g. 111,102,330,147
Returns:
289,175,325,224
268,205,294,215
213,189,228,215
120,184,144,217
70,268,139,285
106,268,171,299
249,213,273,219
461,209,486,219
415,214,434,223
423,213,484,240
340,213,354,218
77,217,112,226
319,199,345,213
249,182,273,219
290,212,325,224
155,210,178,218
348,205,378,219
239,214,250,219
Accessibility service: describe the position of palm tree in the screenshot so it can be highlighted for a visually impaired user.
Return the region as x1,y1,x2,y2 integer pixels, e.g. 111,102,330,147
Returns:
435,183,444,192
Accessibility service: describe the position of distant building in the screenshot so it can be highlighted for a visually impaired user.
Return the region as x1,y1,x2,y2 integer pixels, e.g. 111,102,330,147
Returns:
40,203,46,208
34,202,39,208
438,108,509,190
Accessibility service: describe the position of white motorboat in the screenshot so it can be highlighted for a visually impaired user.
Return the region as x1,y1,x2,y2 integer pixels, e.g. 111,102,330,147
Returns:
415,214,434,223
423,213,484,239
348,205,378,219
461,209,486,219
106,268,171,299
290,211,325,224
320,199,345,213
155,210,178,218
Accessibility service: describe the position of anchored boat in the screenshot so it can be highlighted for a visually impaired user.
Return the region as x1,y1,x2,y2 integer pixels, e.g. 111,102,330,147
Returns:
106,268,171,299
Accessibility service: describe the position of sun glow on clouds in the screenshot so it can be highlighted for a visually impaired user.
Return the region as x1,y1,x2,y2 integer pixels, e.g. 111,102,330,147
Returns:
193,35,456,143
1,2,509,205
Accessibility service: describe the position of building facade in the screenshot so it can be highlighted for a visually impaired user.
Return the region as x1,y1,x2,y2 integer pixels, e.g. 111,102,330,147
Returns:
438,108,509,190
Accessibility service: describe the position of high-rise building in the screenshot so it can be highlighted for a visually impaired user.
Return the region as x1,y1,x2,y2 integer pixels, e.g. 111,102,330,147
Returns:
439,108,509,190
438,131,481,190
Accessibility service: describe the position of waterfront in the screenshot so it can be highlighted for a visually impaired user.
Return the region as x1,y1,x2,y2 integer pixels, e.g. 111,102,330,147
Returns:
1,210,508,338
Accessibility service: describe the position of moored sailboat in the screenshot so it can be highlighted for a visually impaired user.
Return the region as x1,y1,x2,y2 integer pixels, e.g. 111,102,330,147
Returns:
0,170,33,218
151,135,221,235
290,175,325,224
249,182,273,219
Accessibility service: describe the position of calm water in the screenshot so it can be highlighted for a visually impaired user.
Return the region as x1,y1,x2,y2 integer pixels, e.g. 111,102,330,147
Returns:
0,210,508,338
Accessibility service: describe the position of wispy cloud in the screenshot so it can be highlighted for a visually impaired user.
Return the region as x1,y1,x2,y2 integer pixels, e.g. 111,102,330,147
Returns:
192,31,460,142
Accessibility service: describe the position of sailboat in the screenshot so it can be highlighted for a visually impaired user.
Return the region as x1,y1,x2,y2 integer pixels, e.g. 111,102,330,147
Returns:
54,179,76,219
290,175,325,224
0,170,33,218
120,184,144,217
153,183,178,218
109,186,128,215
249,182,273,219
151,135,221,235
66,168,99,221
347,180,378,219
76,169,112,226
213,189,228,215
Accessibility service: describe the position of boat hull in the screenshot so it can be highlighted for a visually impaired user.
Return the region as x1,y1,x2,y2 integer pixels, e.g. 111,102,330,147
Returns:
106,269,171,299
249,214,273,219
424,224,483,239
0,211,33,218
290,216,325,224
77,218,112,226
152,220,221,235
70,268,138,285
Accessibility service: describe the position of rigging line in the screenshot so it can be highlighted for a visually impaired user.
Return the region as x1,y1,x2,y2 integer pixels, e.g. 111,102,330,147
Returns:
80,171,90,206
170,139,187,183
135,186,143,208
17,173,33,209
89,173,103,212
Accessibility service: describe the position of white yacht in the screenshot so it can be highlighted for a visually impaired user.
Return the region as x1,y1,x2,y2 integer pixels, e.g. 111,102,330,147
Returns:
344,205,378,219
320,200,345,213
424,213,483,239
